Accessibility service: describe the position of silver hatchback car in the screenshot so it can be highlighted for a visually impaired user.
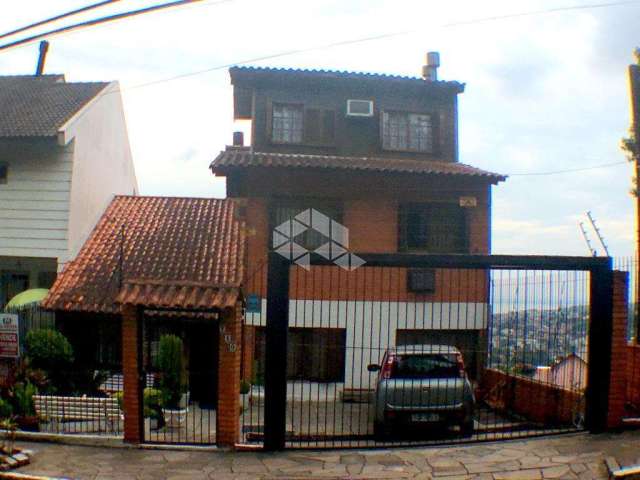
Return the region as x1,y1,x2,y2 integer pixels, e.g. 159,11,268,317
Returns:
368,345,475,439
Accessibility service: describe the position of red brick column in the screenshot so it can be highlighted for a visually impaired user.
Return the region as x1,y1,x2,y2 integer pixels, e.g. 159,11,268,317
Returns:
122,304,143,443
217,302,242,447
607,270,629,429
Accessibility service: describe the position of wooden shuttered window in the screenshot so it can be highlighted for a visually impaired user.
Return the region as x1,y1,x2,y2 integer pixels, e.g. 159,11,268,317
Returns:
270,102,335,146
303,108,335,145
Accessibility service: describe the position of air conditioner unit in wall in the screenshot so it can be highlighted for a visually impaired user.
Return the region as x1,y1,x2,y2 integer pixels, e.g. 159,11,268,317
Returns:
346,99,374,117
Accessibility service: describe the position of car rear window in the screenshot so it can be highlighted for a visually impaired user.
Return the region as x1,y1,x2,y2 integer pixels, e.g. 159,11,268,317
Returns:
391,354,459,379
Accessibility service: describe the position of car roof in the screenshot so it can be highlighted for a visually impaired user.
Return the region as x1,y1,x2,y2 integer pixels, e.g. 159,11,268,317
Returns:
390,344,461,355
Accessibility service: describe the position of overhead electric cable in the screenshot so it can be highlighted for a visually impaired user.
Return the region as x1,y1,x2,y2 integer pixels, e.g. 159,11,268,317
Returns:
0,1,123,41
0,0,221,52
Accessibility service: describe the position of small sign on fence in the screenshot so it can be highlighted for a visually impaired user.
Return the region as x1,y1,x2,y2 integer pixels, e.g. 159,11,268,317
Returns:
0,313,19,358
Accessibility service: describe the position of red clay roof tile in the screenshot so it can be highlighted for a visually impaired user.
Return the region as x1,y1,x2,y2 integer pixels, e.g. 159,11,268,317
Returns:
210,148,506,183
42,196,245,313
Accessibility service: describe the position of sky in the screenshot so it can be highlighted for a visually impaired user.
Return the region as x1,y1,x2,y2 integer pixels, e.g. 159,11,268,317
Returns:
1,0,638,257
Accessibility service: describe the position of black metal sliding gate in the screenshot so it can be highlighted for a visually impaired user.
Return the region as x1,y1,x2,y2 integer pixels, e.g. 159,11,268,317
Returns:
247,252,613,450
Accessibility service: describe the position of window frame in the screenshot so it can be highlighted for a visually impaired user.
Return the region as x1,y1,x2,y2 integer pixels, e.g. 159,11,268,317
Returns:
270,102,304,145
268,102,336,147
397,202,468,254
381,110,436,154
269,197,344,252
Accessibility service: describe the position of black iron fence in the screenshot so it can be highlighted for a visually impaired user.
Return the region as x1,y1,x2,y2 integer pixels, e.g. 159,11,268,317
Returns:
247,252,612,450
1,305,123,436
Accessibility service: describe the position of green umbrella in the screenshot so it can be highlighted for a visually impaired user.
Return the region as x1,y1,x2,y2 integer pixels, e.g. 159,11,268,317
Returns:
5,288,49,310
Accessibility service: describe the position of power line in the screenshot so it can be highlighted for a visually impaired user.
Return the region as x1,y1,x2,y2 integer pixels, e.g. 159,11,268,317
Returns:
0,0,220,52
123,0,640,91
507,160,628,176
0,1,122,42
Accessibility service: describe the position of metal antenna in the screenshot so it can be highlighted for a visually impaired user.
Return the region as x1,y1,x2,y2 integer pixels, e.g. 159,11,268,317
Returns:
579,222,597,256
586,211,610,257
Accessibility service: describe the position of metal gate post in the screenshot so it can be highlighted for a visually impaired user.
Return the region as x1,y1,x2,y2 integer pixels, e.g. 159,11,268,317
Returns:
586,261,614,433
264,251,290,451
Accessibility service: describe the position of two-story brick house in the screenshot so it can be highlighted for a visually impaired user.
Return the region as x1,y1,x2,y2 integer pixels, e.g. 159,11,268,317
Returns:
211,59,505,392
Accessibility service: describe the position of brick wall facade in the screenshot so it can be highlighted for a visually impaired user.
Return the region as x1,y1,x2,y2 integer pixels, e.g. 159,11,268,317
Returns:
121,304,143,443
217,302,242,447
627,344,640,414
607,271,629,429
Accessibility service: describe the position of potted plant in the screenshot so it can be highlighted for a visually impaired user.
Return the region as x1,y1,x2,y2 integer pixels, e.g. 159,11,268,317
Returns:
240,379,251,413
157,335,188,428
144,388,164,430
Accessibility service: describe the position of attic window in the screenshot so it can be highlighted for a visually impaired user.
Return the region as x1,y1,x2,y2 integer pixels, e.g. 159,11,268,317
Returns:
0,164,7,184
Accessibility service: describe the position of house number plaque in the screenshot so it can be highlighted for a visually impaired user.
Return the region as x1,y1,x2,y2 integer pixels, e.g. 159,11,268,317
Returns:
219,324,236,352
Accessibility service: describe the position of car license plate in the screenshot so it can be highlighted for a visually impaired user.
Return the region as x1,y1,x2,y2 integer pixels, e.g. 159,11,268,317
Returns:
411,413,440,422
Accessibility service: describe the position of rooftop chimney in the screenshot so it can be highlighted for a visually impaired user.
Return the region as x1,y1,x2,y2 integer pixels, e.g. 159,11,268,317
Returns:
422,51,440,82
35,41,49,76
232,131,244,146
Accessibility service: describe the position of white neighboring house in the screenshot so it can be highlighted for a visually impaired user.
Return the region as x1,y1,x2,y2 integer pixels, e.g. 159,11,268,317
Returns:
0,74,138,306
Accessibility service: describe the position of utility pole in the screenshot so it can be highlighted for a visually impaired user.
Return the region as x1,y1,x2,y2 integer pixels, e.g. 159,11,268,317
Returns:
628,52,640,339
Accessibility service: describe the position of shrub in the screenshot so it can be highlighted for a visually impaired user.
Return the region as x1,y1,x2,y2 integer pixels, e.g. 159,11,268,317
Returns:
25,329,73,370
157,335,186,409
144,388,163,420
240,379,251,395
12,382,37,417
0,398,13,419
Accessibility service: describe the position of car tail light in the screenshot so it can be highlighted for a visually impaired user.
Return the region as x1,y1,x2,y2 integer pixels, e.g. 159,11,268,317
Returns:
380,353,395,379
455,353,466,378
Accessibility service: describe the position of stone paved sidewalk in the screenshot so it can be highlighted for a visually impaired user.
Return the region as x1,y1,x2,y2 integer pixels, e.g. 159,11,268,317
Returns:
8,431,640,480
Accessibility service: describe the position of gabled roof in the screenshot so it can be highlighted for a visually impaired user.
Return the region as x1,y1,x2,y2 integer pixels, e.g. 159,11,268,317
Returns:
43,196,245,313
211,148,506,184
0,75,109,138
230,66,465,94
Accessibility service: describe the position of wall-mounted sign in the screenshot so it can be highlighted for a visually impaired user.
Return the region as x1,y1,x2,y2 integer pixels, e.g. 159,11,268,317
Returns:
459,196,478,208
246,294,261,314
0,313,19,358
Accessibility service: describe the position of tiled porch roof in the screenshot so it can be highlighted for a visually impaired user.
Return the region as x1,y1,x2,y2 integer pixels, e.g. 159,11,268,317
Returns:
211,148,506,183
42,196,245,314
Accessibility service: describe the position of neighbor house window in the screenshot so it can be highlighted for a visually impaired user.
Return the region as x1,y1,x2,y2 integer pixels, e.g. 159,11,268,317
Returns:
382,111,434,152
0,164,7,184
255,327,346,382
398,203,467,253
270,198,343,251
272,103,303,144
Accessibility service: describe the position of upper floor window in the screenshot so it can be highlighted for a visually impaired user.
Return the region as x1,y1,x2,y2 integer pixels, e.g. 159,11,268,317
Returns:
0,164,7,184
398,203,467,253
272,103,303,144
271,103,335,146
382,111,434,153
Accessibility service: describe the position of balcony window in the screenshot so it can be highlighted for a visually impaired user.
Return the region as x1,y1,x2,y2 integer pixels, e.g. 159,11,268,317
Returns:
382,111,434,153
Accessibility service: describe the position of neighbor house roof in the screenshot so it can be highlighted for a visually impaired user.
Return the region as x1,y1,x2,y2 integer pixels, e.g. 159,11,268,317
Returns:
211,148,506,183
229,66,465,93
0,75,109,138
42,196,245,313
